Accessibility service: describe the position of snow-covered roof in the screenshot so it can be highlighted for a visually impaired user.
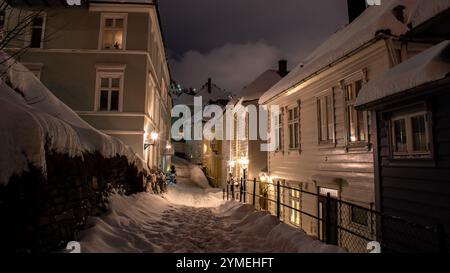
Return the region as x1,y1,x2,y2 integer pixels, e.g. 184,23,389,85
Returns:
356,40,450,107
238,70,282,102
0,53,145,185
259,0,450,104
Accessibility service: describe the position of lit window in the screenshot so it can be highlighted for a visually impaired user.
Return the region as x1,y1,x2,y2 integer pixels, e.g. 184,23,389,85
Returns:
100,14,127,50
288,106,300,149
391,111,431,158
290,186,301,226
96,71,124,112
345,80,368,144
30,16,45,48
317,93,334,143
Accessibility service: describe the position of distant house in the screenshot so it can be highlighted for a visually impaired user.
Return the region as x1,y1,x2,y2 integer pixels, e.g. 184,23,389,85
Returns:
4,0,172,170
258,0,450,251
172,79,231,169
356,36,450,252
225,61,286,190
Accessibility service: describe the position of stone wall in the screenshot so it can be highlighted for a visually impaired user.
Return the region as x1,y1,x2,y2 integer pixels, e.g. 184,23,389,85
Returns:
0,151,149,253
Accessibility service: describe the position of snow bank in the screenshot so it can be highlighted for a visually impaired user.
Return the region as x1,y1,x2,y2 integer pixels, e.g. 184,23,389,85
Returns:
0,53,144,185
172,156,210,189
356,40,450,106
259,0,450,104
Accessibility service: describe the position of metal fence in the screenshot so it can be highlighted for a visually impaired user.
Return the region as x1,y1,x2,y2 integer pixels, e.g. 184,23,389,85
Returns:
224,178,447,253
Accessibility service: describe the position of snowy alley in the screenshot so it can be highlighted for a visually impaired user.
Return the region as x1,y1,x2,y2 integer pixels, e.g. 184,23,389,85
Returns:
77,157,344,253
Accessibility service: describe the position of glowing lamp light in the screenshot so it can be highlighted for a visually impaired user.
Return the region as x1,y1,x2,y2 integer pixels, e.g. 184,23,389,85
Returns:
238,157,249,169
150,131,159,142
228,160,236,168
166,144,172,150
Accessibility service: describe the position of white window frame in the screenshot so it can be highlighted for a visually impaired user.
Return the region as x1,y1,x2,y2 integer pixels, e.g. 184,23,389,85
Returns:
25,13,46,49
317,90,335,144
98,13,128,50
275,108,284,152
391,110,431,158
343,77,369,146
287,105,300,150
95,66,125,112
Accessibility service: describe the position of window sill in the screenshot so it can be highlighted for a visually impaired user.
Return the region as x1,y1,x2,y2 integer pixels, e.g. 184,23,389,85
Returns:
346,142,371,152
318,141,336,150
385,157,436,168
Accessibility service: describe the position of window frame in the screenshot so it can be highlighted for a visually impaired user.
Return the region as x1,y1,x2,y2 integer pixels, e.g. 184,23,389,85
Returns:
275,107,284,152
98,13,128,50
95,66,125,112
25,13,46,49
350,206,369,227
341,72,370,149
317,89,335,145
390,110,432,159
287,105,300,150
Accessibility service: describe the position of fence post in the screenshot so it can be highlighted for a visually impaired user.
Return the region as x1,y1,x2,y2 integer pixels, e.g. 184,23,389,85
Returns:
252,178,256,206
226,184,229,200
437,223,447,254
231,182,235,200
243,178,247,203
277,180,281,220
239,178,243,202
325,193,331,245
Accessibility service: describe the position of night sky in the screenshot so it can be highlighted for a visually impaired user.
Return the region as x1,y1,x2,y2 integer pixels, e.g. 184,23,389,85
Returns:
159,0,349,94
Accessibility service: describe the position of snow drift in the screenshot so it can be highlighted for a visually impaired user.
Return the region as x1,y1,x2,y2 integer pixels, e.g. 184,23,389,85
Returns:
0,53,145,185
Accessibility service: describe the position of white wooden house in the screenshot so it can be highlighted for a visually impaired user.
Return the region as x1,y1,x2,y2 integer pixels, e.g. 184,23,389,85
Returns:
258,0,450,251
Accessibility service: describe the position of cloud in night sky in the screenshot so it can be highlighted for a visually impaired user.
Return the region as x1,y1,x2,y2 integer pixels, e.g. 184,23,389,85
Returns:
170,41,281,93
159,0,349,94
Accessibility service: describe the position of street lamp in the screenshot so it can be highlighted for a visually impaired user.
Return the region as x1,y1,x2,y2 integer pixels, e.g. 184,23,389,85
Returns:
238,156,249,181
144,130,159,150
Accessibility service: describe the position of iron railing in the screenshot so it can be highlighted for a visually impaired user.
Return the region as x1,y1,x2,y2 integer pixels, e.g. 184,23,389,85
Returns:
224,178,446,253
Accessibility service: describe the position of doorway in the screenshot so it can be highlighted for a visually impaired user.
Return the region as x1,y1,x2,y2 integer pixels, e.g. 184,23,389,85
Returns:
318,187,339,245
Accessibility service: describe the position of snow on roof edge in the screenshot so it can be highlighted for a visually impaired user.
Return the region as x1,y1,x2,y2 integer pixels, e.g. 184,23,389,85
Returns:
356,40,450,107
259,0,450,105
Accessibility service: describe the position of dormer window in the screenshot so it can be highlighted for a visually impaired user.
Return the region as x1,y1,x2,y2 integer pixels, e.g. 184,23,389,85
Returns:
100,13,127,50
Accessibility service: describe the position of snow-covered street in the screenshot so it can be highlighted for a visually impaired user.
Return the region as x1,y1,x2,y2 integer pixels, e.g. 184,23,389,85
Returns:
77,158,344,253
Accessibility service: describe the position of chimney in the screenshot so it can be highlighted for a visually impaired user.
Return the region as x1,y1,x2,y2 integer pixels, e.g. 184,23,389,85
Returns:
207,78,212,94
278,60,288,77
347,0,367,23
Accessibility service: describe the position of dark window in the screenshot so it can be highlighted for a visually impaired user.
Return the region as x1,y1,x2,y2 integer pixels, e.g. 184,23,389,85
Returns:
100,90,108,111
110,90,119,111
30,17,44,48
351,207,368,226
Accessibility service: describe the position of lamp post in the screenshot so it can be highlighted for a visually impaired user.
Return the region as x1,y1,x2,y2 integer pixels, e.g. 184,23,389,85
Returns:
238,156,249,181
238,157,249,203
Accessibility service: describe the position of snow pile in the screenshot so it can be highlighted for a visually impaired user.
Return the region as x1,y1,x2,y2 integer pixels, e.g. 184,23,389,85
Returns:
259,0,450,104
172,156,210,189
78,190,344,253
356,40,450,106
0,53,144,185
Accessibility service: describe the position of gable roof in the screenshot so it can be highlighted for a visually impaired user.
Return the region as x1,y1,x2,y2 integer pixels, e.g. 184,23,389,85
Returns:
238,69,282,102
259,0,450,104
